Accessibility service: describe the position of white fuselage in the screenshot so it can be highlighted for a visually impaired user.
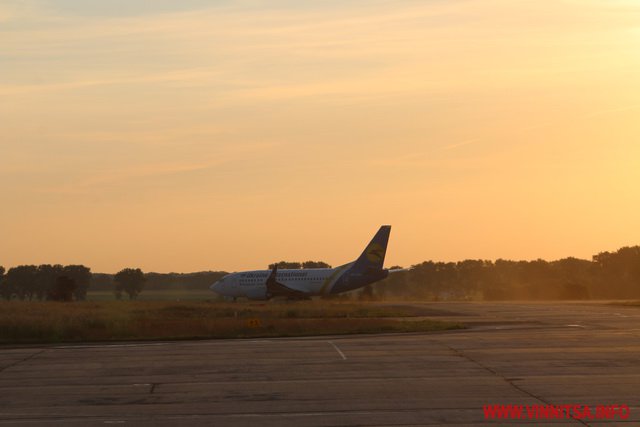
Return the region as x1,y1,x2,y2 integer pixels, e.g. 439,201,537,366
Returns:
210,225,393,300
211,266,351,299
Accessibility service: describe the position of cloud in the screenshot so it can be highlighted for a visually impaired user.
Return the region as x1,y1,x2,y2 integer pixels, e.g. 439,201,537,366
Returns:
584,104,640,119
0,68,224,95
0,1,35,23
442,139,480,151
4,0,639,101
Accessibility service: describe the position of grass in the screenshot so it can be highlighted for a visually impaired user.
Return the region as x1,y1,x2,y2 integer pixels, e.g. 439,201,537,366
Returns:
610,300,640,307
0,300,464,344
87,289,214,301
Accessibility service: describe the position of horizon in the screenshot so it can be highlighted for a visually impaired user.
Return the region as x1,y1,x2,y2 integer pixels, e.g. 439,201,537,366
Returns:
2,0,640,273
3,241,635,275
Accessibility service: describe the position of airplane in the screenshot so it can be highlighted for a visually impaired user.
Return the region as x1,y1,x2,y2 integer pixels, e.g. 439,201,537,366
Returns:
210,225,401,300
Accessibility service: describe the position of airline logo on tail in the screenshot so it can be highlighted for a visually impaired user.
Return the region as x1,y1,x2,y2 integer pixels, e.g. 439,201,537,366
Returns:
366,243,385,263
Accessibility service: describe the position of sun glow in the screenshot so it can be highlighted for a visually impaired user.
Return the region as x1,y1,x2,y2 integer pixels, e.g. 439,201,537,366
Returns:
2,0,640,272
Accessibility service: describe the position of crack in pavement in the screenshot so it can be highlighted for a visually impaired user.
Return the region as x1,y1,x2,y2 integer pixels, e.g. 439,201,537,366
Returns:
434,340,591,427
0,350,47,375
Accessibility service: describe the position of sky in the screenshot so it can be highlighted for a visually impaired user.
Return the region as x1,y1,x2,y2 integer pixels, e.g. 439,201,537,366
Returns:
2,0,640,273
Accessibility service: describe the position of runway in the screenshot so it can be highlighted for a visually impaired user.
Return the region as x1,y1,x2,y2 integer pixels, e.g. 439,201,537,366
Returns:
1,301,639,426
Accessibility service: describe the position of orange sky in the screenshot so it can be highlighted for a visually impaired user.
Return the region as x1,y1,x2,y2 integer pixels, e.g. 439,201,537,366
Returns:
2,0,640,273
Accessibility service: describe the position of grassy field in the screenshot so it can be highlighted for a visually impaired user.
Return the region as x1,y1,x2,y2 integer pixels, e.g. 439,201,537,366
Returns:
0,300,463,344
610,301,640,306
87,289,214,301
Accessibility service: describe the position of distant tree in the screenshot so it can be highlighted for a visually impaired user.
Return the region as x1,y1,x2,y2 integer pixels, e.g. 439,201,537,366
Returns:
483,259,519,300
593,246,640,298
142,271,228,291
358,284,377,301
47,276,77,301
302,261,332,269
456,260,491,299
267,261,331,269
551,257,593,300
91,273,114,290
36,264,64,300
268,261,302,269
0,266,7,300
558,282,590,300
406,261,438,299
374,267,410,300
64,265,91,301
114,268,145,300
5,265,38,300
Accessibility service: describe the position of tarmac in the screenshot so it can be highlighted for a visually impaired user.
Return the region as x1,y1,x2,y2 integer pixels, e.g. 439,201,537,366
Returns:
1,301,639,426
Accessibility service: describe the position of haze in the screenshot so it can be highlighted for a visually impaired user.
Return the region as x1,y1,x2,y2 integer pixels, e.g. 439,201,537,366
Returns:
2,0,639,273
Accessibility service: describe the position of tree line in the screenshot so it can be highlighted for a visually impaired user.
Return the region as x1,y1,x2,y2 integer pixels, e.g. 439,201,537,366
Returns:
371,246,640,301
1,246,639,301
268,261,332,269
0,265,92,301
0,266,149,301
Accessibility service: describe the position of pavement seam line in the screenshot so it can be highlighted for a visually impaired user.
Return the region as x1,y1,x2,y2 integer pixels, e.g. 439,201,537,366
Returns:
327,341,347,360
435,341,591,427
0,349,47,375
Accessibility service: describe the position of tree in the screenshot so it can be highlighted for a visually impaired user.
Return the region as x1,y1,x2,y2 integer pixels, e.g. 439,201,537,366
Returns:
5,265,38,300
593,246,640,298
374,266,410,300
64,265,92,301
143,271,228,290
456,260,491,300
47,276,77,301
268,261,302,269
114,268,145,300
302,261,332,269
358,284,376,301
36,264,64,301
0,266,6,300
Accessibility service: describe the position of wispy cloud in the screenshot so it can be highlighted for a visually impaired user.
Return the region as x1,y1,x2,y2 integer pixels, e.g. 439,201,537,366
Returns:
441,139,480,151
4,0,639,102
584,104,640,118
369,138,485,168
0,67,224,95
80,161,217,188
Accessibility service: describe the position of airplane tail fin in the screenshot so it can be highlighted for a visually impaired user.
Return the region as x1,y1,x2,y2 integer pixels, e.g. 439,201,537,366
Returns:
327,225,392,295
351,225,391,272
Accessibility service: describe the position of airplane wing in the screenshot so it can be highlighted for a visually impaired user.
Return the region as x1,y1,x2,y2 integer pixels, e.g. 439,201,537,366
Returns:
388,268,410,274
265,264,309,299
